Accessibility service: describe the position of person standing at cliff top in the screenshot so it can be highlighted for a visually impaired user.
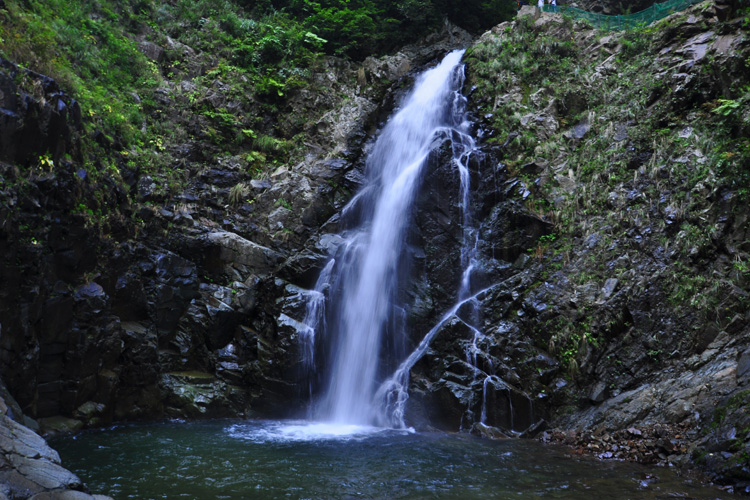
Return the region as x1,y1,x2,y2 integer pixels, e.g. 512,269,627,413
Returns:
550,0,557,11
538,0,544,9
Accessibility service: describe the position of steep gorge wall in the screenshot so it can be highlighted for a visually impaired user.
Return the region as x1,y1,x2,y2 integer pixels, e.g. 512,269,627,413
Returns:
461,1,750,490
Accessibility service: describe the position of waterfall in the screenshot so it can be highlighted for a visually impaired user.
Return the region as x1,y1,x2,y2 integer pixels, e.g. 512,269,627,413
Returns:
305,49,475,426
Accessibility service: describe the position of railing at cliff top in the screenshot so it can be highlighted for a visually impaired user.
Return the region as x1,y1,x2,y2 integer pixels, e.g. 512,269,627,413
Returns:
541,0,705,30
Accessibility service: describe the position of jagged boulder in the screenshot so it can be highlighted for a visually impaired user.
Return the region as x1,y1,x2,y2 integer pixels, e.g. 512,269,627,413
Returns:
203,230,284,279
0,382,112,500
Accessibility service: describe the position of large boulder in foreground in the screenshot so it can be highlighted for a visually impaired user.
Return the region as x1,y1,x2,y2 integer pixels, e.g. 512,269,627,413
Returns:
0,382,112,500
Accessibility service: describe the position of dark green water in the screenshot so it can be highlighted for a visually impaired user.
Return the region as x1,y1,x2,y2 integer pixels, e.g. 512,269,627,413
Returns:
52,420,729,499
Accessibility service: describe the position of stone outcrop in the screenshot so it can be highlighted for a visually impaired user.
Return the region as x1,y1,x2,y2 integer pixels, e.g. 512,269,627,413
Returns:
0,383,112,500
464,0,750,489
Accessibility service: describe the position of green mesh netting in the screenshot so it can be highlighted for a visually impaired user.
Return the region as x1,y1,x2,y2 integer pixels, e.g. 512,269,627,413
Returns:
540,0,704,30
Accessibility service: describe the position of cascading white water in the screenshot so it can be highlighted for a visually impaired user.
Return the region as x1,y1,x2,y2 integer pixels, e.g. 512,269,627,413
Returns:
305,49,477,427
301,259,335,370
374,286,491,428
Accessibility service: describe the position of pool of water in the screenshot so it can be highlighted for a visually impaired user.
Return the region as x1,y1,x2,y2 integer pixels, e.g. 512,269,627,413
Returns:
52,419,728,499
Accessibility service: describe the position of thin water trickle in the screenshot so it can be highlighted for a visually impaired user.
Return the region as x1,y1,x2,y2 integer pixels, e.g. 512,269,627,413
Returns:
301,259,335,370
480,375,491,424
375,286,493,428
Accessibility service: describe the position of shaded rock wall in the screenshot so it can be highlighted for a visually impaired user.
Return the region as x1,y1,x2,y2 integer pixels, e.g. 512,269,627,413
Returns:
0,59,83,168
0,23,478,432
463,1,750,489
0,55,363,427
401,142,551,435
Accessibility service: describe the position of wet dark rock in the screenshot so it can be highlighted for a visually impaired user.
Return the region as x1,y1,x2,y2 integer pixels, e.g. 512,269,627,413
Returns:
597,278,618,303
37,417,84,436
137,176,159,202
250,179,272,190
589,381,609,404
160,372,250,418
203,231,284,279
481,376,537,433
472,422,510,439
0,59,82,167
737,350,750,381
570,118,591,140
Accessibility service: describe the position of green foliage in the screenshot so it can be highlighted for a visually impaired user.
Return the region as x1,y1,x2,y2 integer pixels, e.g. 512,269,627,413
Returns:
294,0,383,58
543,313,599,379
713,98,741,116
709,86,750,171
275,198,293,210
203,108,241,129
253,135,287,153
272,0,516,59
229,182,249,205
742,0,750,29
37,154,54,170
0,0,158,147
734,257,750,277
446,0,517,33
619,31,650,58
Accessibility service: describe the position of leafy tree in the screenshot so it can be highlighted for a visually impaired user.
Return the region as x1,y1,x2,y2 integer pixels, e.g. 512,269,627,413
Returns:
446,0,516,33
262,0,516,59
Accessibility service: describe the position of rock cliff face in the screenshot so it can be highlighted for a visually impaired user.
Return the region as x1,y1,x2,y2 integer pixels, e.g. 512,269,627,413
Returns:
394,142,551,435
463,0,750,490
